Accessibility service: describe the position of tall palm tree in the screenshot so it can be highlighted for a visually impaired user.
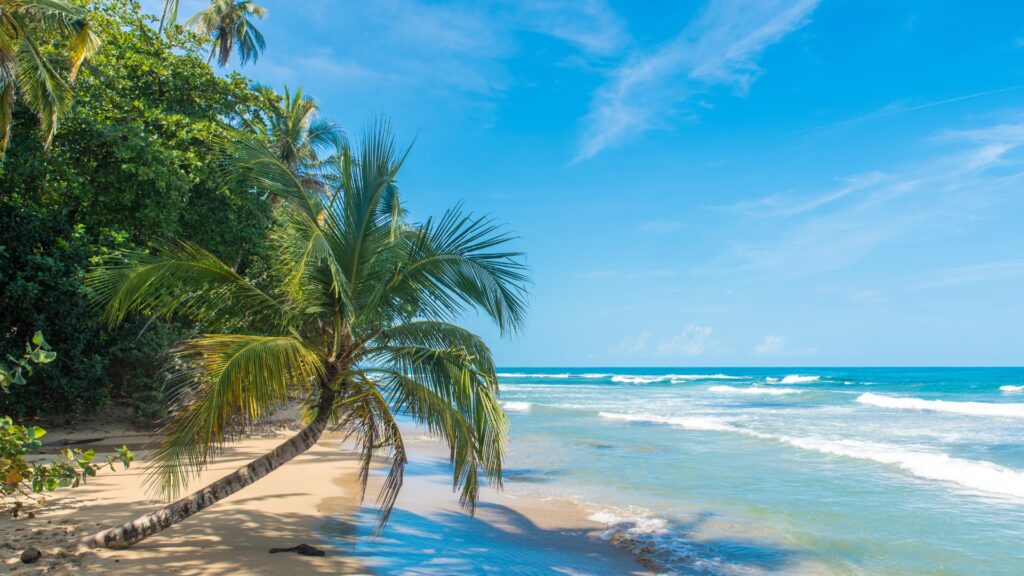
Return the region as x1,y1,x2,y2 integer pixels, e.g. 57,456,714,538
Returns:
158,0,180,33
185,0,267,68
80,121,529,549
0,0,101,158
238,84,345,196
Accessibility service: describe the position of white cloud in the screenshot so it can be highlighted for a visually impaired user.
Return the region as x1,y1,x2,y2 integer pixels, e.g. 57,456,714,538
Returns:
753,336,816,356
612,332,653,355
753,335,786,355
657,325,717,356
614,325,719,357
575,0,819,161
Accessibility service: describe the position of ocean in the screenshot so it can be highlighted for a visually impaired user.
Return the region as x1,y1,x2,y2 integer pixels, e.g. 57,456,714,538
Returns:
486,368,1024,575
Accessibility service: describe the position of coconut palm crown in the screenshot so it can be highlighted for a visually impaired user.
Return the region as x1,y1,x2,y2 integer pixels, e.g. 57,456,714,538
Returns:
238,84,344,195
185,0,266,67
81,121,529,548
0,0,101,158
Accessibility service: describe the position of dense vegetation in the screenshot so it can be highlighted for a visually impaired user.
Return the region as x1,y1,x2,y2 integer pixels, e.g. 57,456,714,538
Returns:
0,0,276,417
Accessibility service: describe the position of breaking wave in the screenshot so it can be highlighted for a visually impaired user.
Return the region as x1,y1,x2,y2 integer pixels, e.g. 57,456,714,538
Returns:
856,392,1024,418
599,411,1024,499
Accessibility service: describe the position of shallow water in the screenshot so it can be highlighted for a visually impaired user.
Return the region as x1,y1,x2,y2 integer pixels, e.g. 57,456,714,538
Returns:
488,368,1024,575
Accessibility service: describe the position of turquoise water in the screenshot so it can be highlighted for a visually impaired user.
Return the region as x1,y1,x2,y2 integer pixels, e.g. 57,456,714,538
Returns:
492,368,1024,575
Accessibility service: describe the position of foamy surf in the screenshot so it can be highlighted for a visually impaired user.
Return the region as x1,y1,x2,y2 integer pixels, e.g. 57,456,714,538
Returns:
610,374,742,384
501,401,532,413
587,507,730,576
776,375,820,384
856,392,1024,418
497,372,571,379
600,411,1024,499
708,385,803,396
999,385,1024,393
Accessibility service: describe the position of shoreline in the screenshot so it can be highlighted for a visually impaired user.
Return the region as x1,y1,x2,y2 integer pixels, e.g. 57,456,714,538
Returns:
0,412,652,575
347,426,654,575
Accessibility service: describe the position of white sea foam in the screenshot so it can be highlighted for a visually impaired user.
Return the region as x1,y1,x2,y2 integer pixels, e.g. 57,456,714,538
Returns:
497,372,571,379
856,392,1024,418
587,507,729,575
708,385,803,396
600,411,1024,498
599,412,736,432
999,385,1024,393
779,375,820,384
610,374,741,385
500,383,606,392
580,373,611,379
501,401,532,413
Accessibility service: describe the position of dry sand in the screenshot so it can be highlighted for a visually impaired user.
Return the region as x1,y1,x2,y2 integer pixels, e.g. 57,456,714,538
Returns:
0,409,650,575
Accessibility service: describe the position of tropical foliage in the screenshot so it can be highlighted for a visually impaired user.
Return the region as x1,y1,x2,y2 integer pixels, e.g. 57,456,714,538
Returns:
1,416,134,505
1,333,134,508
1,331,54,393
0,0,101,158
0,0,273,416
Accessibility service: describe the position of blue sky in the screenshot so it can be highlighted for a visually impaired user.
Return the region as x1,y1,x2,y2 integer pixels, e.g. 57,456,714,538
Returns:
157,0,1024,366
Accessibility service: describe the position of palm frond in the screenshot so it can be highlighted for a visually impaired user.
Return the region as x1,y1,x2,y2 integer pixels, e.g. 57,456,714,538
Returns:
360,337,507,511
87,240,287,332
13,18,71,147
159,0,180,32
333,376,408,528
388,206,530,335
148,334,324,497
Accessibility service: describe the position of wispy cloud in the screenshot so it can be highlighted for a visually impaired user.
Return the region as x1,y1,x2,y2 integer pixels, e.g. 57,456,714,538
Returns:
915,260,1024,289
248,0,629,120
796,84,1024,135
507,0,629,57
575,0,819,161
721,118,1024,276
726,171,887,217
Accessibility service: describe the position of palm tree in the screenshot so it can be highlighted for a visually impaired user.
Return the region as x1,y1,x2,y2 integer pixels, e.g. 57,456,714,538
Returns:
185,0,267,68
0,0,101,158
158,0,180,33
238,84,345,196
80,120,529,549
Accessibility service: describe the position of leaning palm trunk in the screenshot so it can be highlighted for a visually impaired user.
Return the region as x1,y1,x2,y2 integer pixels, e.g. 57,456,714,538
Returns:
80,389,335,550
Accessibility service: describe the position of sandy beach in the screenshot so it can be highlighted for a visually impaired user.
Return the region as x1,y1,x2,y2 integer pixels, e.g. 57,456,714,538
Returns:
0,409,650,575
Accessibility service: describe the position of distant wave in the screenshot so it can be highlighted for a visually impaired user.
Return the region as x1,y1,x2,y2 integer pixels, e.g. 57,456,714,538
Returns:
999,385,1024,393
501,401,532,413
856,392,1024,418
497,372,571,379
708,385,803,396
599,412,734,432
610,374,741,385
775,375,820,384
500,383,606,392
600,411,1024,498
